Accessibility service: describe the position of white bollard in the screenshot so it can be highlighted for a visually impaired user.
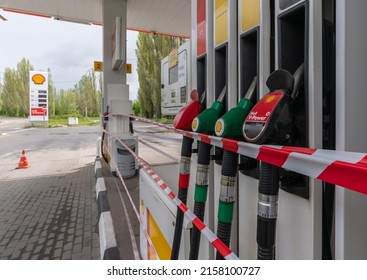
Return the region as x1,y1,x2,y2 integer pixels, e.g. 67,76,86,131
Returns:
96,137,102,158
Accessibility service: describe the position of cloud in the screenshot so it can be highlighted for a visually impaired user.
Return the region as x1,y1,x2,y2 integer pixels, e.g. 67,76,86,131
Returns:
0,11,139,100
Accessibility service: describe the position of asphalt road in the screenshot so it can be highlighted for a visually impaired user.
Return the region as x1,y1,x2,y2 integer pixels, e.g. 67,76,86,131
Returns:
0,117,30,136
0,119,100,165
0,118,182,166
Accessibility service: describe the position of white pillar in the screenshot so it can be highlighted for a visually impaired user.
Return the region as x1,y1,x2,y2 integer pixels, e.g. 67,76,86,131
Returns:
102,0,127,113
102,0,136,174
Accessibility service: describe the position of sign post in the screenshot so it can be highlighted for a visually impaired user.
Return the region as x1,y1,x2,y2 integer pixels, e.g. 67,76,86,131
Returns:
29,71,49,123
42,106,47,126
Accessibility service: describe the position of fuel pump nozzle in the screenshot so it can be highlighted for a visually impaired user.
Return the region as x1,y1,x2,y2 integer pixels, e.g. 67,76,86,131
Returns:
290,63,304,99
173,90,206,131
188,85,227,260
216,84,227,103
171,90,206,260
242,64,305,260
215,77,257,138
191,85,226,133
213,77,257,259
199,90,206,104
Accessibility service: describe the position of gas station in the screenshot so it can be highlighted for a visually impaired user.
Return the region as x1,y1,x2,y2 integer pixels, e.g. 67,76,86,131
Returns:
1,0,367,261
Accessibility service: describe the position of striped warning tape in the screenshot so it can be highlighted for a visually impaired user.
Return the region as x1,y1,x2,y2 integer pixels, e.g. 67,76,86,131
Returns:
101,138,159,260
103,128,239,260
126,115,367,196
186,133,367,196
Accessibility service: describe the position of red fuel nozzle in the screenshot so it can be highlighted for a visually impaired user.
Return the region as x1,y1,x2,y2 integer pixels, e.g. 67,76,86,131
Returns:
173,89,205,130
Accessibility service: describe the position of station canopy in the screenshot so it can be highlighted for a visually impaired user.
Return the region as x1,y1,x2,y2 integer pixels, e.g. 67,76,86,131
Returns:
0,0,191,38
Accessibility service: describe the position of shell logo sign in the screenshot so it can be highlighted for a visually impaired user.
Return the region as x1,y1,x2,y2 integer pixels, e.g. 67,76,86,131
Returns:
32,74,46,85
29,71,48,122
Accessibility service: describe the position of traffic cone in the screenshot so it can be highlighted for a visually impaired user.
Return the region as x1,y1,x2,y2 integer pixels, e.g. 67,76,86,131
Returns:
16,149,30,169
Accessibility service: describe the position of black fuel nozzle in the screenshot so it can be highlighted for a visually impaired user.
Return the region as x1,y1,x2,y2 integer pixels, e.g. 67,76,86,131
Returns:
199,90,206,105
216,85,226,103
290,63,305,99
241,63,306,260
243,63,305,144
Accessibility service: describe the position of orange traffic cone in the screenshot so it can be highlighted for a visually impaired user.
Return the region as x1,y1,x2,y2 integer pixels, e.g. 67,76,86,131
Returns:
16,149,30,169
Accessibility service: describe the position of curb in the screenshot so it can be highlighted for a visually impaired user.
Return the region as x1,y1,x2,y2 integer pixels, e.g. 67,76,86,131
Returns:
94,158,120,260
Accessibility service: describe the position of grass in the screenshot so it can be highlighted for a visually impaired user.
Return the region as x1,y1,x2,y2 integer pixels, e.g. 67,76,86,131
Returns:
152,116,174,124
26,117,101,128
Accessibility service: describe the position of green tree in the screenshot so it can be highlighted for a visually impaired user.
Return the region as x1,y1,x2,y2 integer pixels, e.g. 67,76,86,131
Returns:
2,58,34,116
132,99,141,116
99,72,103,114
48,68,56,118
136,33,185,118
55,89,78,116
16,58,34,116
2,68,20,116
74,69,101,117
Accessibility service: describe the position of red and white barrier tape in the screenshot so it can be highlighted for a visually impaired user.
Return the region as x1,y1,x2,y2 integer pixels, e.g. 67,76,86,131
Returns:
186,133,367,196
110,171,141,260
101,139,159,260
127,115,367,196
103,128,239,260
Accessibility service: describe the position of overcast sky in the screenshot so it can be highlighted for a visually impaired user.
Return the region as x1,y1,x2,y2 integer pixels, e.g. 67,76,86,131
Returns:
0,10,139,100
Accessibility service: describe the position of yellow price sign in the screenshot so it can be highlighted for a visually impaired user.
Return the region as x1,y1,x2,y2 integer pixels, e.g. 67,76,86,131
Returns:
168,49,178,68
126,63,132,74
94,61,103,72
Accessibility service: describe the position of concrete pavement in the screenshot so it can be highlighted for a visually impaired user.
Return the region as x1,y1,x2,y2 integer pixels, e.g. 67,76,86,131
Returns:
98,120,182,259
0,121,182,260
0,126,100,260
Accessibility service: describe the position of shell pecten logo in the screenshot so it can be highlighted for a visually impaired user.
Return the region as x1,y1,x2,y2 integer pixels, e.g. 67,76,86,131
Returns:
215,119,224,136
264,95,276,103
32,74,46,85
192,117,199,132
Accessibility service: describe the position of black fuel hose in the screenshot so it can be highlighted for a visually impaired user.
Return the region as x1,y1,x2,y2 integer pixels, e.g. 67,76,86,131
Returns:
171,136,194,260
257,161,279,260
189,141,212,260
101,122,108,162
101,109,109,162
216,150,238,260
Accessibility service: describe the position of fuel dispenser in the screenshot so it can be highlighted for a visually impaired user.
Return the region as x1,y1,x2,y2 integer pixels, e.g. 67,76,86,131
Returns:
272,0,324,259
161,41,191,115
212,0,239,255
214,77,257,259
235,0,324,259
196,0,209,99
237,0,271,259
230,0,326,260
141,0,367,260
182,0,217,260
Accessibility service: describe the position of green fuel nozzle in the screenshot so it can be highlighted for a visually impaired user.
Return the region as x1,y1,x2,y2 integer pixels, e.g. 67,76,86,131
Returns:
191,86,226,133
215,77,257,139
